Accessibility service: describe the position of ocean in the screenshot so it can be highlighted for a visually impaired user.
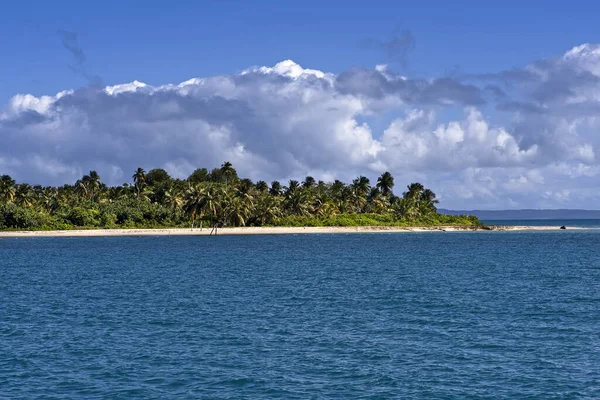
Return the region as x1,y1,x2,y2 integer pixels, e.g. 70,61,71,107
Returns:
483,219,600,228
1,231,599,398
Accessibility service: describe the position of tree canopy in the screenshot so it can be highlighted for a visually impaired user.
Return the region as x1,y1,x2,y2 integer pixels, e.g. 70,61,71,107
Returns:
0,165,480,230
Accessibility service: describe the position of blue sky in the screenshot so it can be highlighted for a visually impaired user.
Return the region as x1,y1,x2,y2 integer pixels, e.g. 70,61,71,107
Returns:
3,0,600,209
3,0,599,99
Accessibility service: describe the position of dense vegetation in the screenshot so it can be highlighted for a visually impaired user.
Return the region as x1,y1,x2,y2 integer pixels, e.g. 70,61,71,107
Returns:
0,163,481,230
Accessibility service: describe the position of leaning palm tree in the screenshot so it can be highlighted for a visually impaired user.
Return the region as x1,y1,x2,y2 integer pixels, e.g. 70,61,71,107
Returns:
0,175,16,204
77,176,91,202
419,188,439,215
225,194,253,227
313,194,338,218
376,172,394,197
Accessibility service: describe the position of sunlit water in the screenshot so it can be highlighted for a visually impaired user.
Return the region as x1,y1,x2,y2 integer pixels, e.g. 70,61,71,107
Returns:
1,231,599,398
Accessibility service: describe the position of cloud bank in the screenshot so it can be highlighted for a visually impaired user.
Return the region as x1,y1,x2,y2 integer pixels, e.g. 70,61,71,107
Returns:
3,45,600,209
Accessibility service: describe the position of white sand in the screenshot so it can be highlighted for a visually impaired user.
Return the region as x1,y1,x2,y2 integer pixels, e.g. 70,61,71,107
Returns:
0,225,571,237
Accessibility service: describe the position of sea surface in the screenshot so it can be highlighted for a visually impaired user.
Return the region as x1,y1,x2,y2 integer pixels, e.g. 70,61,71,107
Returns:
1,231,599,399
483,218,600,228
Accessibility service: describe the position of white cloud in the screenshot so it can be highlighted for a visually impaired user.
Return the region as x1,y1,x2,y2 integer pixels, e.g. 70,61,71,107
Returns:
104,80,148,96
380,108,538,171
3,48,600,209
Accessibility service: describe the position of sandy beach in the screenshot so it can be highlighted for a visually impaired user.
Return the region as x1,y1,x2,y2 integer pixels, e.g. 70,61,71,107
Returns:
0,225,573,237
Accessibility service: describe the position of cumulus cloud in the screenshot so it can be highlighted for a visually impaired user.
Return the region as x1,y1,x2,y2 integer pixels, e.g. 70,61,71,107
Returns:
3,46,600,209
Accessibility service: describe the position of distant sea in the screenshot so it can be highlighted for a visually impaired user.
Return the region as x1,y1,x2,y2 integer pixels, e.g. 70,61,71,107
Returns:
1,232,599,398
483,218,600,228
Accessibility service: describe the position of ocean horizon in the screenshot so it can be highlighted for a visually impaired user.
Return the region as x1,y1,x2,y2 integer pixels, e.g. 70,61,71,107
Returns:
483,218,600,228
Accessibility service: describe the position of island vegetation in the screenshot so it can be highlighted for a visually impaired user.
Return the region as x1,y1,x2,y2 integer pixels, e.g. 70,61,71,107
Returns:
0,162,481,230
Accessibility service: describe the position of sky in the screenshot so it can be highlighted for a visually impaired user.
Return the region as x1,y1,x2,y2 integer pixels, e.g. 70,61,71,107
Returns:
2,0,600,209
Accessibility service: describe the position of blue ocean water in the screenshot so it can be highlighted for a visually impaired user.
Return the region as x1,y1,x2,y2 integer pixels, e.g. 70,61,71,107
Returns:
483,219,600,228
1,232,599,399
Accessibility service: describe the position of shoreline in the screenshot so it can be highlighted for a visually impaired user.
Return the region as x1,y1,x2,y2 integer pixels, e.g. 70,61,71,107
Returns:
0,225,580,237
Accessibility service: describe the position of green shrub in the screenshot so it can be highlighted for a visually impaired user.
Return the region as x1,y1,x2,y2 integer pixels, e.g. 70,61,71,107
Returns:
66,207,99,227
0,204,51,229
99,212,117,228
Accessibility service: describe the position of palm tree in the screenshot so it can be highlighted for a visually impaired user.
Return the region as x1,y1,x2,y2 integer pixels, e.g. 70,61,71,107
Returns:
405,182,425,201
376,172,394,196
199,184,225,227
366,187,386,213
0,160,455,230
220,161,235,191
286,180,300,195
56,187,73,207
14,184,34,207
238,178,254,195
313,194,338,218
349,176,370,212
255,180,268,192
225,194,253,226
0,175,16,204
316,180,328,195
133,168,146,199
269,181,282,196
77,175,90,201
419,188,439,215
107,186,129,202
32,185,44,202
330,180,345,197
338,186,354,214
284,188,311,216
183,184,205,228
164,187,183,217
398,183,427,220
40,187,59,212
352,176,371,197
84,171,102,202
302,176,316,188
253,193,282,225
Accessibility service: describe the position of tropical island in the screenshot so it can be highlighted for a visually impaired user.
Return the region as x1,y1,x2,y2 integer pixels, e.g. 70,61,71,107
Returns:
0,162,481,232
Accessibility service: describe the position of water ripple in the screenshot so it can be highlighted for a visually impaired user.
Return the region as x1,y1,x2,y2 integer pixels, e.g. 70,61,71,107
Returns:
1,232,599,398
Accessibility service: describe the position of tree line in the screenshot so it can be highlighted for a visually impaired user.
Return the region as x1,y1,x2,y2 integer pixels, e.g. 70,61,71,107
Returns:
0,162,480,230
